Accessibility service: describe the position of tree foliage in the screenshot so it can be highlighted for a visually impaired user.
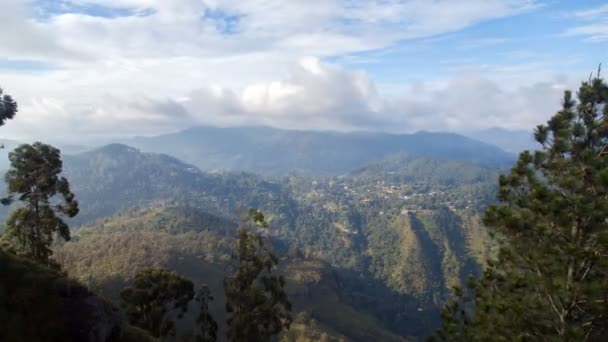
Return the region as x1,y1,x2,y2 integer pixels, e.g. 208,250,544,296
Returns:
224,208,292,342
435,75,608,340
0,87,17,127
195,284,218,342
2,142,79,264
120,268,195,338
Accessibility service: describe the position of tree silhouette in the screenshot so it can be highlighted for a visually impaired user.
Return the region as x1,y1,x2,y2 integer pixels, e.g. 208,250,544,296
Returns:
0,87,17,128
121,268,195,338
2,143,79,264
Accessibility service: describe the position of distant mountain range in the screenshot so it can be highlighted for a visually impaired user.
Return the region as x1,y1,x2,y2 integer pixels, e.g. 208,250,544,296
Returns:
123,126,514,176
0,126,520,175
462,127,538,154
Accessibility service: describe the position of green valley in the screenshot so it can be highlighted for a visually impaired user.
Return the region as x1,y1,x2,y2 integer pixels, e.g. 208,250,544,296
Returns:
38,144,501,340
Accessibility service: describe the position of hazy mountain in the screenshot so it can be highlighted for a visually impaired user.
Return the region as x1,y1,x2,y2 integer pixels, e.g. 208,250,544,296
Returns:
58,144,94,155
463,127,538,154
61,144,287,224
42,144,496,338
351,153,501,187
0,140,94,170
125,126,514,176
57,144,499,227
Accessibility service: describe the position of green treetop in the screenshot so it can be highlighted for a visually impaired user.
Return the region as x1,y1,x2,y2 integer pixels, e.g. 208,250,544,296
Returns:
120,268,195,338
435,74,608,340
195,284,218,342
0,87,17,127
224,208,292,342
2,142,79,264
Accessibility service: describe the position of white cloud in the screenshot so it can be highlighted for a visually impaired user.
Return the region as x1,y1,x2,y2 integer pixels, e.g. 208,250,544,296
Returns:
565,4,608,42
2,0,542,60
0,0,78,60
0,0,562,142
566,24,608,42
391,74,575,131
185,60,576,133
574,4,608,19
0,55,579,144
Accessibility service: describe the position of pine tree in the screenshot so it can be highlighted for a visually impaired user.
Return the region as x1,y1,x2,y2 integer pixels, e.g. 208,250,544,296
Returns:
0,87,17,127
224,208,292,342
195,284,218,342
120,268,195,338
434,74,608,340
1,142,79,264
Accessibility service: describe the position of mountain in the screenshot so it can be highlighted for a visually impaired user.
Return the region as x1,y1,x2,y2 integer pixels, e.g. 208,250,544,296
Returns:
351,153,500,187
463,127,538,154
57,145,496,279
61,144,288,224
37,145,498,339
57,204,435,341
125,126,514,175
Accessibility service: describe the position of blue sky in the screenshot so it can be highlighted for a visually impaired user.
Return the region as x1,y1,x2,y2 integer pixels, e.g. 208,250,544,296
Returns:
0,0,606,142
334,0,606,83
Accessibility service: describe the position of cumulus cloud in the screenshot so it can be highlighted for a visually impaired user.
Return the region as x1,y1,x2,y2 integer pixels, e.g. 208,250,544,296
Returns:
4,94,191,143
0,0,78,60
128,59,576,135
183,57,383,130
0,0,542,62
0,0,576,143
0,56,580,143
0,55,578,143
389,75,575,132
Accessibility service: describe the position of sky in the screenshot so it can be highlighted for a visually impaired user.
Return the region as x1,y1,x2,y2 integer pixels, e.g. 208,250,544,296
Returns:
0,0,606,143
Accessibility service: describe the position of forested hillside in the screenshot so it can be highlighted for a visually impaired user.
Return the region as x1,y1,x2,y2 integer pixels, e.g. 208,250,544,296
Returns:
0,134,501,340
40,145,500,340
55,205,428,340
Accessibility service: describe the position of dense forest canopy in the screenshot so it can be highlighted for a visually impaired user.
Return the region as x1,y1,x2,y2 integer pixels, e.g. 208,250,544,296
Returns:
39,141,498,339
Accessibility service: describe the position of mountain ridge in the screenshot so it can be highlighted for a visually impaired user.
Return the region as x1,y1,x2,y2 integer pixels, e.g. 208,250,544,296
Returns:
124,125,515,176
462,127,538,153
